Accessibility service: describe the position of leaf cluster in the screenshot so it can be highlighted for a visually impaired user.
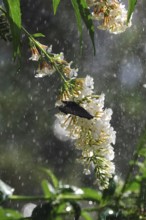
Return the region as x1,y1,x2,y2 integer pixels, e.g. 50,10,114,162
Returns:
0,0,137,61
1,144,146,220
0,128,146,220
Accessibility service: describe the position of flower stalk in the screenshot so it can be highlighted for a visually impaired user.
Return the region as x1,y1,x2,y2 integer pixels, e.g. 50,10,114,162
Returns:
23,25,116,189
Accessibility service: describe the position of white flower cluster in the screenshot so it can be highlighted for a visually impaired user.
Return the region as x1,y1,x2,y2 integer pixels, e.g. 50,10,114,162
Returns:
86,0,132,34
29,44,78,79
55,75,116,188
29,40,116,188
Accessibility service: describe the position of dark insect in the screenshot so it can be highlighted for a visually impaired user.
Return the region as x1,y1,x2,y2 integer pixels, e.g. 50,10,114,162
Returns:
58,100,94,120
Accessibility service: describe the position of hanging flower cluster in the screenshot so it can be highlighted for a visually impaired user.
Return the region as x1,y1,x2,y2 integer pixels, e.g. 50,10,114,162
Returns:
86,0,132,34
55,75,116,188
29,41,116,188
29,41,78,79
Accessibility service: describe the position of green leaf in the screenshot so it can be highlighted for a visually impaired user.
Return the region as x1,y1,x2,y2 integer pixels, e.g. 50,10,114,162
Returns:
77,0,95,54
81,211,93,220
71,0,83,48
41,179,54,197
40,168,59,189
82,188,102,202
3,0,21,60
32,33,45,38
125,181,140,193
0,207,22,220
59,184,83,194
52,0,60,15
55,203,67,220
138,147,146,156
127,0,137,23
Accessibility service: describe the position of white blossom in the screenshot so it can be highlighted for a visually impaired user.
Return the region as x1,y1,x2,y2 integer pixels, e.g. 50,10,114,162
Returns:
35,61,55,78
53,118,71,141
0,179,14,197
29,47,40,61
47,45,53,53
88,0,132,34
79,75,94,97
63,61,78,78
22,203,36,217
54,75,116,188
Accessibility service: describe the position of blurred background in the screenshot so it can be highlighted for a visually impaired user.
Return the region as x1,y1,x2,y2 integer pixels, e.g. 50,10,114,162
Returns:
0,0,145,199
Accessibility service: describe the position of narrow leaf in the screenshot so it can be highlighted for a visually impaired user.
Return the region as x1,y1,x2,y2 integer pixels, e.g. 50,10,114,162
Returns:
81,211,93,220
71,0,83,48
52,0,61,15
55,203,67,220
40,168,59,188
41,179,53,197
82,188,102,202
32,33,45,38
77,0,95,54
127,0,137,23
3,0,21,60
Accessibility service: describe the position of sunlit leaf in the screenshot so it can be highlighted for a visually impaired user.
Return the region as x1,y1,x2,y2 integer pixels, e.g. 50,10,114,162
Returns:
139,148,146,156
125,181,140,193
3,0,21,60
71,0,83,48
32,33,45,38
59,184,84,195
76,0,95,54
81,211,93,220
139,167,146,178
41,179,54,197
127,0,137,23
40,168,59,189
55,203,67,220
82,188,102,202
52,0,61,15
55,216,63,220
0,207,22,220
